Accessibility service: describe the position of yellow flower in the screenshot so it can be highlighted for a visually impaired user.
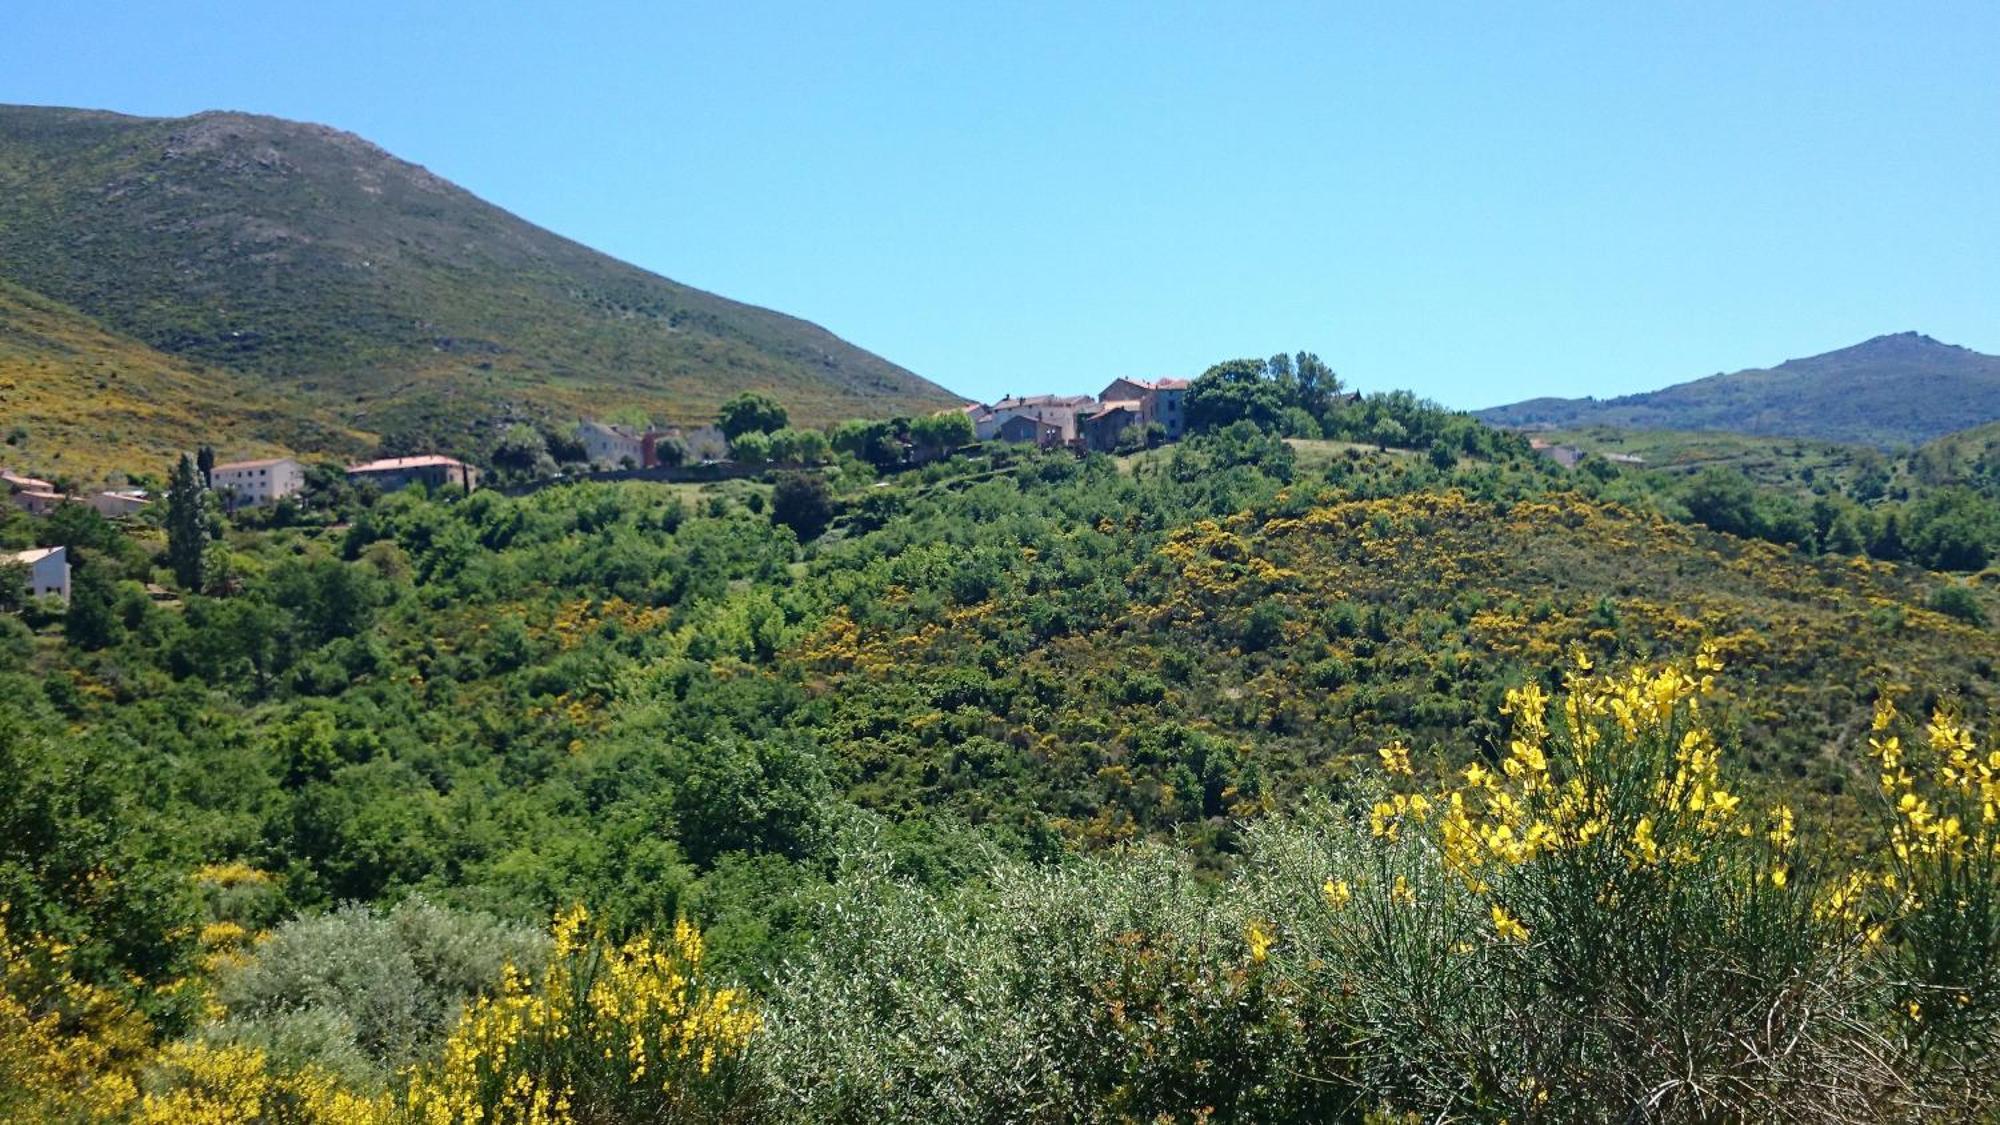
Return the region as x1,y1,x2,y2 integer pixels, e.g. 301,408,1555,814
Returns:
1320,878,1352,910
1245,920,1273,964
1378,741,1413,776
1391,875,1416,906
1490,903,1529,943
1630,816,1662,865
1767,805,1795,851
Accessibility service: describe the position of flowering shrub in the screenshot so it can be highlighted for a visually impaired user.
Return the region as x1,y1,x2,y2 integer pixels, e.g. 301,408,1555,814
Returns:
747,650,2000,1121
0,910,150,1123
130,1041,392,1125
1346,646,1862,1117
403,906,758,1124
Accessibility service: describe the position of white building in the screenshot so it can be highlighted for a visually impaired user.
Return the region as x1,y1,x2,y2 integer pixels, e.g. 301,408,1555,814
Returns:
11,546,69,603
576,421,645,469
211,457,307,508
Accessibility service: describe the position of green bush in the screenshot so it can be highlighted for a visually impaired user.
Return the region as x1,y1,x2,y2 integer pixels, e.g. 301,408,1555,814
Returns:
210,896,547,1086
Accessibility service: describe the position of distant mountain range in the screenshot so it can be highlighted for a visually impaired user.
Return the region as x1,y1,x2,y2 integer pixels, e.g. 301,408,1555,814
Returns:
0,104,959,479
1478,333,2000,448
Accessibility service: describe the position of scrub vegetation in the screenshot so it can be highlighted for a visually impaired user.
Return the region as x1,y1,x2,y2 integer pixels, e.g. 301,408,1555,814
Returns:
2,358,1997,1120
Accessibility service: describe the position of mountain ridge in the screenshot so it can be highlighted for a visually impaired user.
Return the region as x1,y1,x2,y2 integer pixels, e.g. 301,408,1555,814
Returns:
0,103,961,475
1478,332,2000,448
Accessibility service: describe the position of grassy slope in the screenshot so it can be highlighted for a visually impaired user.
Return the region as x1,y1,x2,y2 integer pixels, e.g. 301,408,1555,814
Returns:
0,105,962,456
1911,419,2000,493
0,277,371,483
1523,426,1886,488
1479,333,2000,448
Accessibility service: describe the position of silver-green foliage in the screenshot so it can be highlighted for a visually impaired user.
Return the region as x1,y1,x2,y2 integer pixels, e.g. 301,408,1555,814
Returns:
209,896,547,1088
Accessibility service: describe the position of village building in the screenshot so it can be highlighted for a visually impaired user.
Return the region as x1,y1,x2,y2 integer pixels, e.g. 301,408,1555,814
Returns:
347,454,481,493
2,470,53,493
1098,377,1191,439
10,488,67,516
3,470,67,515
1528,439,1584,469
211,457,307,507
669,425,731,464
576,420,646,469
964,404,1004,442
962,375,1196,454
996,414,1063,449
11,546,70,603
576,420,728,468
1081,401,1144,451
987,394,1098,444
90,489,150,518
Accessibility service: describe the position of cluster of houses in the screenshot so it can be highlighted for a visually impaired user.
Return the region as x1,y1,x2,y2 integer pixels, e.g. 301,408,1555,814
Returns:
3,452,484,522
964,377,1191,452
3,453,481,606
204,453,482,510
3,469,149,519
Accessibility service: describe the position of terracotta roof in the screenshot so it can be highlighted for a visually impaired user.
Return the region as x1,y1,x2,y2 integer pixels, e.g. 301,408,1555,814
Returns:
2,470,55,491
1152,378,1190,390
347,455,469,473
213,457,298,472
1089,401,1143,420
11,547,61,565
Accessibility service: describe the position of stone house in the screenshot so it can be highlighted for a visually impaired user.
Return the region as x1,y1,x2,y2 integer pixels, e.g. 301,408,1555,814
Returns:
996,414,1063,449
346,455,481,493
987,394,1098,444
1098,377,1190,439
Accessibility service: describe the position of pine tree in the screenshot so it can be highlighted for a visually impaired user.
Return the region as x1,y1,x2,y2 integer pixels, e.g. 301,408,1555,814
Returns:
166,453,207,591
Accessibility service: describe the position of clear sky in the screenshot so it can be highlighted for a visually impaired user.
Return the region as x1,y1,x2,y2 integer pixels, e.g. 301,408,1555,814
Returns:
5,2,1996,408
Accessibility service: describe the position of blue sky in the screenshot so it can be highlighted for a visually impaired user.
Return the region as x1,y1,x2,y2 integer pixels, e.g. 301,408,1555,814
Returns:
6,2,1996,408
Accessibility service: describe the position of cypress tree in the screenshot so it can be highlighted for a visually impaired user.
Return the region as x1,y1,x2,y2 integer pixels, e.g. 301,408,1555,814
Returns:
166,453,207,591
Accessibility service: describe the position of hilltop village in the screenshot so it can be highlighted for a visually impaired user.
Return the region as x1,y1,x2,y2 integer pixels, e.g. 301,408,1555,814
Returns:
562,377,1197,476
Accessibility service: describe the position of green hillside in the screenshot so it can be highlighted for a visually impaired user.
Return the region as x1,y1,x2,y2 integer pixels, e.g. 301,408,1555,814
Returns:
0,277,373,482
0,104,961,460
1479,332,2000,447
1912,418,2000,495
6,391,2000,1117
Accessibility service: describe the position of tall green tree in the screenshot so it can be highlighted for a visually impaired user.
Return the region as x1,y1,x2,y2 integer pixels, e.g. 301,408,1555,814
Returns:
717,392,789,441
910,411,974,459
1185,359,1287,433
770,472,836,540
166,453,207,591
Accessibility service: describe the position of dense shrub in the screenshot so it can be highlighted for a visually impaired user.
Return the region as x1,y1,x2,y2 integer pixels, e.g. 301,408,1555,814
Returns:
742,652,2000,1121
210,897,548,1086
